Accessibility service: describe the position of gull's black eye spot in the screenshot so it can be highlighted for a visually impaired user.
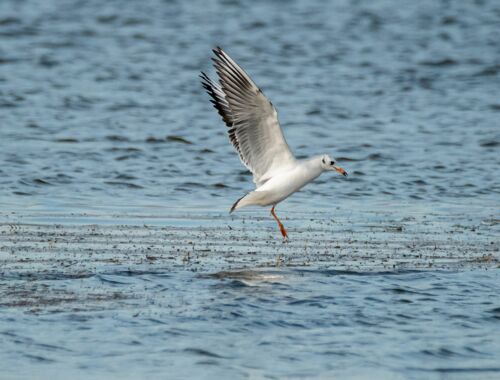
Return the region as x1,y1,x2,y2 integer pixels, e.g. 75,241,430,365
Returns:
330,161,335,165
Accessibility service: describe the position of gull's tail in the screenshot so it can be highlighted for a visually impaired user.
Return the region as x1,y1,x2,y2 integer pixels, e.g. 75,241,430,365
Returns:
230,191,270,213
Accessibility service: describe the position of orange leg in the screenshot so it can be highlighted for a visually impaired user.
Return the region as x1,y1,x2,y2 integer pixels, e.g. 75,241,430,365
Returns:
271,206,288,239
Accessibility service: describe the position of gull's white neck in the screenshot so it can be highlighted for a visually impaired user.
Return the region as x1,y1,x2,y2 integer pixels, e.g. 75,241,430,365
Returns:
253,155,327,205
285,155,325,188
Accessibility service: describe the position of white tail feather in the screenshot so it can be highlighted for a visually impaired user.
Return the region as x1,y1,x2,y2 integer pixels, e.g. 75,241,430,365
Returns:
230,191,270,212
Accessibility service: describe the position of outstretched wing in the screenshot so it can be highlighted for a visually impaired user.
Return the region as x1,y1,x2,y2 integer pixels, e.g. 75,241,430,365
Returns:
200,47,296,186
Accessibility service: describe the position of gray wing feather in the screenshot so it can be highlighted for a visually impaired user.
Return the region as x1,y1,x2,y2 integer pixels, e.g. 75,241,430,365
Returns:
201,47,295,186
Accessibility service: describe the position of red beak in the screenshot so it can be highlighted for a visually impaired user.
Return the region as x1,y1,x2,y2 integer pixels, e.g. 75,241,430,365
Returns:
334,165,348,177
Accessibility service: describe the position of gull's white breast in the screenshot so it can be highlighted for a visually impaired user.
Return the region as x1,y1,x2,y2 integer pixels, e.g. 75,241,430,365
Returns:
255,160,323,206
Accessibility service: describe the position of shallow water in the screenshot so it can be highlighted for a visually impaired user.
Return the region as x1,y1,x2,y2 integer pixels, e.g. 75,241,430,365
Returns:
1,209,499,379
2,267,500,380
1,0,500,378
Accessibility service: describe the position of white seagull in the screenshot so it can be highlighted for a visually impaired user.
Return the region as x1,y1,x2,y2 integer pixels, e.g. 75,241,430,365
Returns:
200,47,348,239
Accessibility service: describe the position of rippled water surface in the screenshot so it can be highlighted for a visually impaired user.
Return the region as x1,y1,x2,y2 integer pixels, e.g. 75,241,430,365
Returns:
1,0,499,211
1,0,499,378
2,266,500,380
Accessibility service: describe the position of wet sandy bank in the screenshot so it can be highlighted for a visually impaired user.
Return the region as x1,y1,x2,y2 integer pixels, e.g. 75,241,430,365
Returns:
1,210,498,312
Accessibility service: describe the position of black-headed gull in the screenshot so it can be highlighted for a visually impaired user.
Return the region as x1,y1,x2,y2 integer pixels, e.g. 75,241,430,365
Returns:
201,47,348,239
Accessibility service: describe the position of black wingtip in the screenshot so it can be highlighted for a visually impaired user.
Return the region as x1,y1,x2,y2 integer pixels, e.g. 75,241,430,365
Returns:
230,194,245,213
229,200,237,213
199,71,210,83
213,46,226,60
199,71,210,89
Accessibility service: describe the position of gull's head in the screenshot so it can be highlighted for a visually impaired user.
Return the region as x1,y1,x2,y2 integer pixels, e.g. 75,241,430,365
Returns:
320,154,348,177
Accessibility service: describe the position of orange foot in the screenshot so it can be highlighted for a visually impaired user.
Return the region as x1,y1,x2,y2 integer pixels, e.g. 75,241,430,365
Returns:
271,205,289,241
279,223,288,240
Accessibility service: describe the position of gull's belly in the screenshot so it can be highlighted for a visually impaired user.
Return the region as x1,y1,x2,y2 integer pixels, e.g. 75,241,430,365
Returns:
256,165,322,205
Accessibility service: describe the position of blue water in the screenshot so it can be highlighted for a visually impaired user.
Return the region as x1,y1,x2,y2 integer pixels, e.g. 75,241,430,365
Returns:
1,268,500,380
1,0,499,379
0,0,499,212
